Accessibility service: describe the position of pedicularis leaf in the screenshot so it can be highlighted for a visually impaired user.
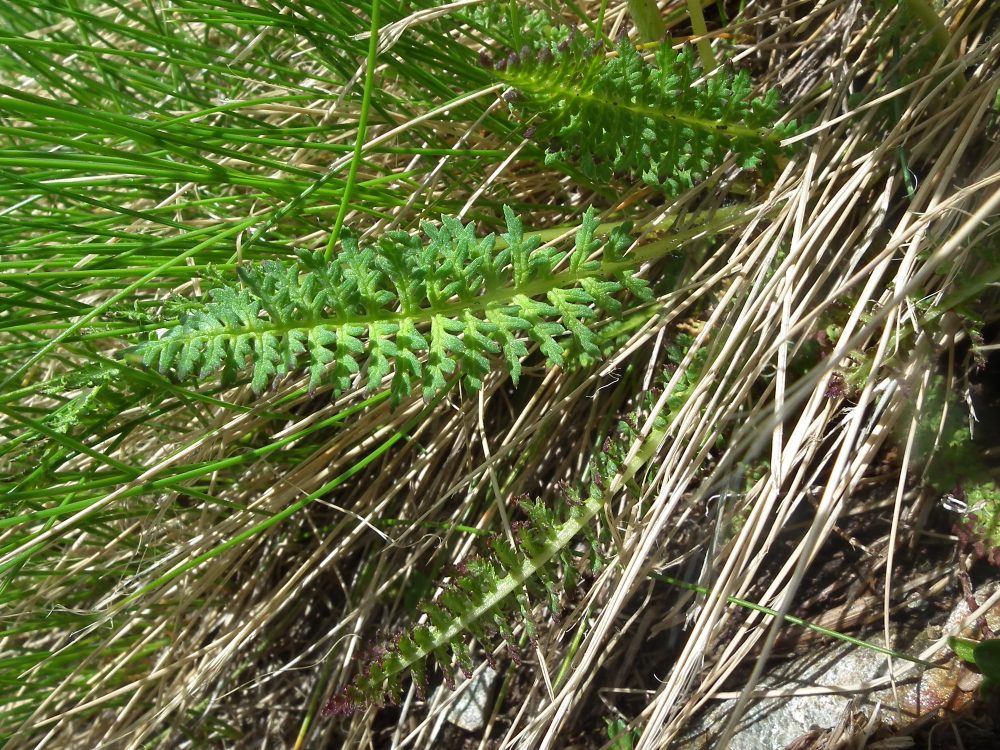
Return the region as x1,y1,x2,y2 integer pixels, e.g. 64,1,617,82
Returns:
490,36,798,194
122,208,650,402
323,408,668,715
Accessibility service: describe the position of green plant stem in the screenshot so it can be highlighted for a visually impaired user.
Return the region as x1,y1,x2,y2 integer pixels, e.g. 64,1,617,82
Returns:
554,602,591,689
0,217,258,395
112,388,445,612
649,572,938,668
903,0,951,58
295,653,338,750
327,0,381,258
685,0,716,71
0,391,390,547
627,0,665,43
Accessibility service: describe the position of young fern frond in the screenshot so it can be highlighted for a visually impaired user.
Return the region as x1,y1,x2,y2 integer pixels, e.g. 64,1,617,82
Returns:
490,36,798,195
324,412,668,715
122,208,651,402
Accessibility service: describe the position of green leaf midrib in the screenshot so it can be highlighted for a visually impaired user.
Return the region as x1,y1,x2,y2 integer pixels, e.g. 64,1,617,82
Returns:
153,263,635,345
500,65,779,144
144,202,753,355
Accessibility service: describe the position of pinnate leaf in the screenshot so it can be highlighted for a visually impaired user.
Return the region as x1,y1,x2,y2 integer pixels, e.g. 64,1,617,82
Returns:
123,208,649,401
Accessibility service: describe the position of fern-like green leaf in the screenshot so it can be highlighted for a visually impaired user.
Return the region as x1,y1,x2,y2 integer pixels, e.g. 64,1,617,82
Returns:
323,477,605,715
490,36,798,194
322,407,669,715
122,208,649,401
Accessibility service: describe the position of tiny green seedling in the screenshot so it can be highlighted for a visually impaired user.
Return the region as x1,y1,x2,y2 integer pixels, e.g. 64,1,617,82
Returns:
606,717,641,750
949,636,1000,692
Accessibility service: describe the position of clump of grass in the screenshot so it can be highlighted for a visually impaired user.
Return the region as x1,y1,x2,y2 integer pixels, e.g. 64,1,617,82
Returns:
2,2,1000,749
